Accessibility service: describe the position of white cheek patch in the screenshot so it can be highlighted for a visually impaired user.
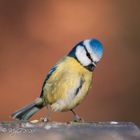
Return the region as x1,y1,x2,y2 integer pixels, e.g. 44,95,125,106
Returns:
83,40,100,62
75,45,91,66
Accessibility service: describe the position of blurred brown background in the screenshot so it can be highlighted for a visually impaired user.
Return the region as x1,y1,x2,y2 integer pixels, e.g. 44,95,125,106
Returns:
0,0,140,125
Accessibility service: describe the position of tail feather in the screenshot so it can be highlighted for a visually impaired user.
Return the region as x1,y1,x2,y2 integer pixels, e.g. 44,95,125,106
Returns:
11,100,44,120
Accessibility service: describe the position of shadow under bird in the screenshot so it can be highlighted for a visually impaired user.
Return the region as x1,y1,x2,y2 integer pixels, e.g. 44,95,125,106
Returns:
11,39,103,121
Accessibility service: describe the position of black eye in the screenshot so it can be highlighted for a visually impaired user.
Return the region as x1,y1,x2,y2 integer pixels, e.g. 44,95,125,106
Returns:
86,52,91,59
83,46,93,62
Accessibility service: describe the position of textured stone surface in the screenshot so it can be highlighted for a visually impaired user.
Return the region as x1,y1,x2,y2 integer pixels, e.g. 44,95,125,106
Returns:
0,121,140,140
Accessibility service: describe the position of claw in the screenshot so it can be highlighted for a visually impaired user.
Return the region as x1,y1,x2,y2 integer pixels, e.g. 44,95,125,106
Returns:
73,114,84,122
71,109,84,122
39,117,50,122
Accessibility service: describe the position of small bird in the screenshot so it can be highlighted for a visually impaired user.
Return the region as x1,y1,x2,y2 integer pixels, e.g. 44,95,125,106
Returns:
11,39,103,122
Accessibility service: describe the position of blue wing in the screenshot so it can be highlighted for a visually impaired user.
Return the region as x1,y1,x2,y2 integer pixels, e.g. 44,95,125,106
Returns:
45,65,58,81
40,64,58,97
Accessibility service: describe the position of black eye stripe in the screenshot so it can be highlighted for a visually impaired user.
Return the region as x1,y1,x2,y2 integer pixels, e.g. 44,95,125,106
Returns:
83,46,93,62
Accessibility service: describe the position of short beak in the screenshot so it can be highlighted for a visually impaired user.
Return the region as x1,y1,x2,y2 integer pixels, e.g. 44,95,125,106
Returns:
92,61,97,67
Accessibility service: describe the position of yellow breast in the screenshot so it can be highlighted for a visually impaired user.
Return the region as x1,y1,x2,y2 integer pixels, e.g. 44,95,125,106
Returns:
43,56,93,111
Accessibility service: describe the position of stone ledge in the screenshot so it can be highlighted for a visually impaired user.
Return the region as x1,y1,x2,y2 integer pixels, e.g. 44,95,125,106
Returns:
0,121,140,140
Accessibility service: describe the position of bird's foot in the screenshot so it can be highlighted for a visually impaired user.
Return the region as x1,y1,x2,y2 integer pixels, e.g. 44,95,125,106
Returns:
73,114,84,123
39,117,51,123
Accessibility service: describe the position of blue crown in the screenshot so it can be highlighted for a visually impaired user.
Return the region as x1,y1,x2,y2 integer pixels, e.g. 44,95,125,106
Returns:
85,39,103,60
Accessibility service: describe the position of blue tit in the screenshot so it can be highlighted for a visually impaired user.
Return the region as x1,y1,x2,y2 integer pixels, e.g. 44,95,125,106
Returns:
11,39,103,121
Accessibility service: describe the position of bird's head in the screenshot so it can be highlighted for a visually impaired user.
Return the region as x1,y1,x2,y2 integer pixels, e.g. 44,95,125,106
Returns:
68,39,103,71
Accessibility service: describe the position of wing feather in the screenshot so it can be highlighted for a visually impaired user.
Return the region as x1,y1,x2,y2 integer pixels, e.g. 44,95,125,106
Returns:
40,64,59,97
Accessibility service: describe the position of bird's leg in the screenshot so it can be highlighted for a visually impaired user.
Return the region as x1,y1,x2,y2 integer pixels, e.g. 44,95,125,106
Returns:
71,109,84,122
40,105,51,122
